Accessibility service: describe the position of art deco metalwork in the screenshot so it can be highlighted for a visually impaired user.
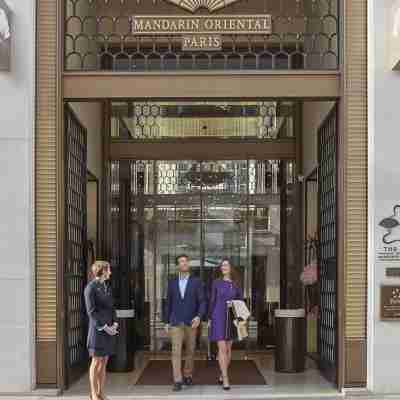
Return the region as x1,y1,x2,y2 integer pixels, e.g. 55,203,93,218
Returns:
318,105,338,382
64,105,89,384
165,0,242,13
64,0,339,71
110,101,293,140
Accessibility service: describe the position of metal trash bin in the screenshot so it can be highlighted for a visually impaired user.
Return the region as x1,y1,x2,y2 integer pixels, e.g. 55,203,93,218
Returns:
274,309,306,373
108,309,135,372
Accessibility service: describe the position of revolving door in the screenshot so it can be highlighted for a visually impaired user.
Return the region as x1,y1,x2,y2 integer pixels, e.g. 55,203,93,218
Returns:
108,159,300,353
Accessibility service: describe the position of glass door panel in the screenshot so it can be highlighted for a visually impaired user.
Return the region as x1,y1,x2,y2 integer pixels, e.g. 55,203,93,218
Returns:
153,205,202,352
248,205,281,350
122,159,296,354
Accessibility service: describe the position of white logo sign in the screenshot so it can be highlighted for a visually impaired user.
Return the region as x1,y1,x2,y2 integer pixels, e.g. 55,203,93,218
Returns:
166,0,242,13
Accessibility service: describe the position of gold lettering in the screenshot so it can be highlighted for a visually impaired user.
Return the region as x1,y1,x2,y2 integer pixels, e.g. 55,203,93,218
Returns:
254,19,262,31
182,36,191,49
153,20,161,31
144,20,153,31
214,36,222,49
237,20,245,31
204,19,214,31
178,19,185,31
192,19,200,31
169,19,178,31
132,19,144,32
133,15,272,36
161,19,170,31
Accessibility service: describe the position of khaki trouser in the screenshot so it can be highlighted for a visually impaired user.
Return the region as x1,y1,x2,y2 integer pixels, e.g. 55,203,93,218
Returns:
169,325,197,383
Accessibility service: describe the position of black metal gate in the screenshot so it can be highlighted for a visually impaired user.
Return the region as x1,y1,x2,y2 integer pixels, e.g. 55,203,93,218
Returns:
64,105,88,386
318,104,338,384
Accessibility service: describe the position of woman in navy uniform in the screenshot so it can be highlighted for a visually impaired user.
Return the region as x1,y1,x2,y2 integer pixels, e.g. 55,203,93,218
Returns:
84,261,118,400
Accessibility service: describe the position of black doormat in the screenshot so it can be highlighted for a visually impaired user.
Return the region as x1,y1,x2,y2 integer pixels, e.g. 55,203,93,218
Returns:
135,359,266,385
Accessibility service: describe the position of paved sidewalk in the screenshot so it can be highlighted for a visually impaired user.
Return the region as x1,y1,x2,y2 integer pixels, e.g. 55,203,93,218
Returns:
1,392,400,400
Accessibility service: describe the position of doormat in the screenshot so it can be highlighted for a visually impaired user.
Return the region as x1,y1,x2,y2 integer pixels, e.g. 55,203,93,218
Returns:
135,359,266,385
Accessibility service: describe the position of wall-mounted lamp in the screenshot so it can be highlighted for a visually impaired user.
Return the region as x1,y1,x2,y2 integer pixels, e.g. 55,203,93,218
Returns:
0,0,11,71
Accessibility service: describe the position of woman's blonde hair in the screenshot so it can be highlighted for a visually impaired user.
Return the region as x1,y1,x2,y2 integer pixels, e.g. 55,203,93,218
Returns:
91,260,110,278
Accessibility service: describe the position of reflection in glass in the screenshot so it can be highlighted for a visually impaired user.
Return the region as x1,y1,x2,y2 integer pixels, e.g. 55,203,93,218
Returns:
110,101,296,140
108,160,299,352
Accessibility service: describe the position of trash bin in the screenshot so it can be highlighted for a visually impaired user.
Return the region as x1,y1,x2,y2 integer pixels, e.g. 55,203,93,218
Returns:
108,309,135,372
274,309,306,373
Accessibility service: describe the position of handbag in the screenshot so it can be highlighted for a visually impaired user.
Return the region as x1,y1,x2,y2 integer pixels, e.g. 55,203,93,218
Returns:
225,302,239,341
232,300,251,341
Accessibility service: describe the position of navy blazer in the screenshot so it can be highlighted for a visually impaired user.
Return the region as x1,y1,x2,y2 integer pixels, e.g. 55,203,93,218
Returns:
164,276,206,326
84,279,117,353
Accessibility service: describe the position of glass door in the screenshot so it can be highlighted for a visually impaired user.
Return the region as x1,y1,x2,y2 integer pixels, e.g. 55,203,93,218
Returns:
112,159,299,354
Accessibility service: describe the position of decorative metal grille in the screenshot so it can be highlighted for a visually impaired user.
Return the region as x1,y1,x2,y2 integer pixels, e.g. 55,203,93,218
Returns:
127,160,283,198
65,0,339,71
64,105,88,385
111,101,294,140
318,104,337,383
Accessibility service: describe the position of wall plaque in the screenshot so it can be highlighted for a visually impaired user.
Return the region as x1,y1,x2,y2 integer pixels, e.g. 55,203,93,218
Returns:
386,267,400,278
132,15,272,35
377,205,400,262
182,35,222,51
0,0,11,71
131,14,272,51
381,285,400,320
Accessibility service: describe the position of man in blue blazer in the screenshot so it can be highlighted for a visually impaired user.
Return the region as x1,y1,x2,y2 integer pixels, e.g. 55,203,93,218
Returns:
164,254,206,391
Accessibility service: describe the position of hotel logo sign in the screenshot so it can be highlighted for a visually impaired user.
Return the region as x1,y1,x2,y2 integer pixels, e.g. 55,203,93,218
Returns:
132,15,272,51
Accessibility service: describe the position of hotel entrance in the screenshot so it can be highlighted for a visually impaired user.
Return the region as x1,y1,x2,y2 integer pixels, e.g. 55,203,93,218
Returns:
34,0,369,392
114,158,294,354
62,99,339,396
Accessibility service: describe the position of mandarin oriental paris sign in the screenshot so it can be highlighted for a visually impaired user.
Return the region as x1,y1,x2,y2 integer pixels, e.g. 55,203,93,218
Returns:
131,14,272,51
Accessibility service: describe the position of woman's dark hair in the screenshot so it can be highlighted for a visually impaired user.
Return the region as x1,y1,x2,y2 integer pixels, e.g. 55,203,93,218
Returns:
217,258,241,288
176,254,189,265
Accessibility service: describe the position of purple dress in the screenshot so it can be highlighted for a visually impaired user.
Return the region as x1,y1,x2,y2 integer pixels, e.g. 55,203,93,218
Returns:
208,279,243,342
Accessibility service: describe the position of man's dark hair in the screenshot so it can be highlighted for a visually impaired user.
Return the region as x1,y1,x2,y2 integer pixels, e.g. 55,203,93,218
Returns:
176,254,189,265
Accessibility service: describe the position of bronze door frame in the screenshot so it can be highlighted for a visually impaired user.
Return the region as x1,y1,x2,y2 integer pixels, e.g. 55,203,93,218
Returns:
54,96,345,392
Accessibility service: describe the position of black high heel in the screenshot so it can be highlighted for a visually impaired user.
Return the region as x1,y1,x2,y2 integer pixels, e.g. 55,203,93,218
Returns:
218,377,223,385
222,376,230,391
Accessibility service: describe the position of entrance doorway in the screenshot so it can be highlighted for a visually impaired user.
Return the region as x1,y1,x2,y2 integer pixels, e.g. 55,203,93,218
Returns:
110,159,296,354
63,99,339,395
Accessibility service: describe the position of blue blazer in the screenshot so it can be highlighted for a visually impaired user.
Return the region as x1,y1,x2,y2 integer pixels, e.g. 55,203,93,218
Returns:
84,279,116,354
164,276,206,326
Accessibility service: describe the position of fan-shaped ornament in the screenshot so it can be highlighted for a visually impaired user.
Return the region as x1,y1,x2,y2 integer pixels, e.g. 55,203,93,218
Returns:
165,0,242,13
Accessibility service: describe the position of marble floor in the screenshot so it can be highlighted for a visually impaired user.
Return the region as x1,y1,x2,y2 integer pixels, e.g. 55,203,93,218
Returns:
65,352,339,399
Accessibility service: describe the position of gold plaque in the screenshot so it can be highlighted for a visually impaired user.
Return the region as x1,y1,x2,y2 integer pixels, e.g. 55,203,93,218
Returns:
381,285,400,320
182,35,222,51
132,15,272,35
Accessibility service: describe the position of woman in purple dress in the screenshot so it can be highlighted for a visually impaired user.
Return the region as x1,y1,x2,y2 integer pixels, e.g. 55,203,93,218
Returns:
208,259,243,390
